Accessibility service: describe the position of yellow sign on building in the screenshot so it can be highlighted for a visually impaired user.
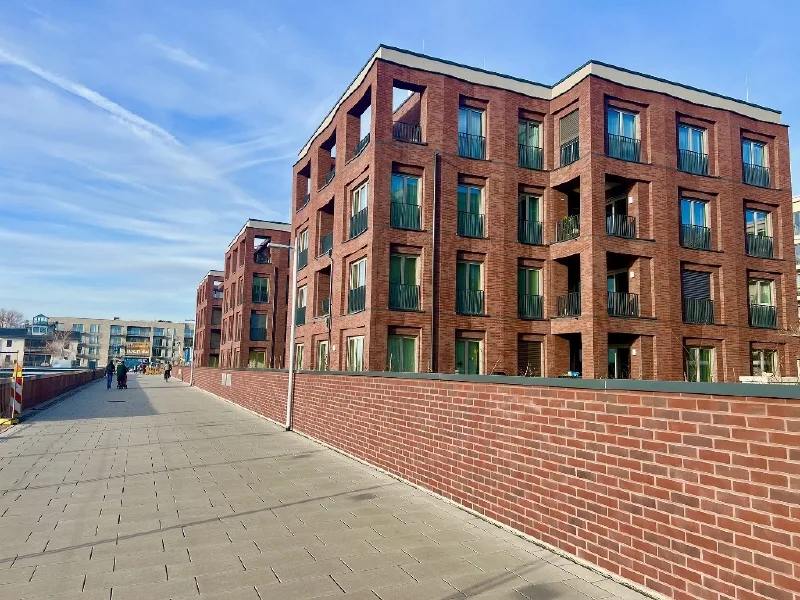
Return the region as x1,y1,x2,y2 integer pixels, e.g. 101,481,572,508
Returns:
125,342,150,356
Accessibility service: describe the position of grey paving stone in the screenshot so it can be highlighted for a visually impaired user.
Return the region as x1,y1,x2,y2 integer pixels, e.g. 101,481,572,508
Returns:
196,566,278,595
565,578,616,599
332,565,416,593
400,557,482,581
516,581,589,600
341,550,418,572
254,574,342,599
372,579,465,600
84,564,167,590
273,557,351,582
109,577,199,600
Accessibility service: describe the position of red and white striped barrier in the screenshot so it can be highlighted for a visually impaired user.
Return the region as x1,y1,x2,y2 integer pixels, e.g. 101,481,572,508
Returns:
11,361,23,418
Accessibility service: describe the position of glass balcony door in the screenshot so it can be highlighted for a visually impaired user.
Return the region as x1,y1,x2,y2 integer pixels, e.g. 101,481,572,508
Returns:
389,254,419,311
388,336,416,372
457,185,484,238
686,347,713,382
455,339,481,375
390,173,421,230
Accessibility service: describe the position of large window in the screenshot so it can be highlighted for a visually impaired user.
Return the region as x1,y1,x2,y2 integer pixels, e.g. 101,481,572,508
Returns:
794,211,800,237
295,344,304,370
249,313,267,341
390,174,421,230
348,258,367,314
686,347,713,382
298,230,309,269
317,341,328,371
680,197,711,250
388,335,416,372
389,254,419,311
679,124,705,154
248,351,266,369
457,184,484,238
518,267,542,320
347,336,364,371
455,338,482,375
518,194,542,245
749,279,773,306
296,286,307,326
745,208,773,258
681,198,708,228
456,260,484,315
607,107,639,162
252,276,269,303
518,119,542,169
751,348,777,376
350,181,369,238
742,139,767,167
458,107,485,159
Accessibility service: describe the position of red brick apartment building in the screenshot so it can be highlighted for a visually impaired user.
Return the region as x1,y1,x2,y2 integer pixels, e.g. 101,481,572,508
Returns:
220,219,291,369
289,45,797,381
194,270,223,367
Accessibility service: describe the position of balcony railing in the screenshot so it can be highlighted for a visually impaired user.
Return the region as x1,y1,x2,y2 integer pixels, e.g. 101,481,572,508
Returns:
746,233,774,258
560,138,579,166
743,163,770,188
518,294,543,320
606,214,636,239
354,133,370,158
518,220,543,245
298,248,308,270
325,167,336,186
320,298,330,316
607,133,640,162
254,251,270,264
680,224,711,250
749,304,777,329
608,292,639,317
458,211,485,238
458,132,486,160
249,327,267,341
679,149,708,175
556,292,581,317
457,289,484,315
295,306,306,326
556,215,580,242
683,298,714,325
389,283,420,311
298,193,310,210
348,285,366,314
392,121,422,143
518,144,544,170
319,232,333,256
252,288,269,303
390,202,422,230
350,207,368,239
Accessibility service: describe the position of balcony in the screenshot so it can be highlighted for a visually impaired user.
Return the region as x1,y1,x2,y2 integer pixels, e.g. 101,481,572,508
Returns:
749,304,777,329
298,193,310,211
556,215,580,242
324,167,336,186
249,327,267,341
556,292,581,317
295,306,306,326
354,133,370,158
608,292,639,317
519,220,543,245
390,203,421,231
678,149,708,176
680,224,711,250
458,133,486,160
457,211,485,238
518,294,543,320
606,214,636,239
683,298,714,325
457,289,484,315
743,163,770,188
607,133,640,163
393,121,422,143
746,233,774,258
348,285,366,314
298,248,308,270
518,144,543,170
350,207,368,239
319,232,333,256
389,283,420,311
560,139,579,166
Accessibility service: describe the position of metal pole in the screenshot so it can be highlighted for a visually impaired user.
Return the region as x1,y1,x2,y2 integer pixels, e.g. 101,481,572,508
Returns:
189,324,196,386
285,236,299,431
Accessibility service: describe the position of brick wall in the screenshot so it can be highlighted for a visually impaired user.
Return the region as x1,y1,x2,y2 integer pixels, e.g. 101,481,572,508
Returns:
184,366,800,600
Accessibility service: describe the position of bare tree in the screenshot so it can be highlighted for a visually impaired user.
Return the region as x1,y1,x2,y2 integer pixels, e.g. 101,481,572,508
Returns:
45,330,75,362
0,308,24,328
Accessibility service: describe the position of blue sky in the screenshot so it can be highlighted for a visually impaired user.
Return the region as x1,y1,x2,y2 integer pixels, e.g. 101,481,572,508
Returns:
0,0,798,321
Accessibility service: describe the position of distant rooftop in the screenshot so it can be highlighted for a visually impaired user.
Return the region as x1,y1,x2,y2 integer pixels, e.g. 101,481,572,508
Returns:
228,219,291,251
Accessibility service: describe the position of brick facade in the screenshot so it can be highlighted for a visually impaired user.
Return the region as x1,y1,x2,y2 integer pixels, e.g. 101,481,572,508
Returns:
194,270,223,367
220,220,291,369
289,47,798,381
179,366,800,600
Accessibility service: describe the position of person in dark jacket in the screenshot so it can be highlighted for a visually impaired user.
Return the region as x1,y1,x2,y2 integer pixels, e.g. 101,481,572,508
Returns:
105,360,114,389
116,362,128,389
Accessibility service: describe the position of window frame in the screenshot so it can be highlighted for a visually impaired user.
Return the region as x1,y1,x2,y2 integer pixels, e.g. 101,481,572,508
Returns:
391,173,420,206
350,258,367,290
387,334,417,373
346,336,365,372
518,267,541,296
457,184,484,216
518,193,540,223
455,338,483,375
518,119,541,148
297,285,307,309
749,279,774,306
742,138,767,167
607,107,639,139
456,260,483,292
680,197,709,228
745,209,772,237
298,229,309,252
751,348,777,376
458,106,485,137
678,124,706,153
317,340,329,371
352,181,369,215
295,344,304,370
686,346,714,382
389,254,418,286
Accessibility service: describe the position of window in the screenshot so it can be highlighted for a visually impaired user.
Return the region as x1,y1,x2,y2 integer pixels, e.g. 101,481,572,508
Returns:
458,106,485,159
686,347,714,382
348,258,367,313
745,209,771,237
518,268,541,301
387,335,416,372
679,124,705,154
518,194,542,245
679,197,711,250
682,270,713,324
352,181,368,215
390,174,421,230
455,338,482,375
347,336,364,371
90,324,99,334
252,276,269,303
457,184,484,238
350,181,369,238
389,254,419,311
742,139,767,167
296,286,307,326
111,326,122,335
607,108,640,162
295,344,304,370
751,348,777,376
298,229,309,269
248,351,266,369
794,212,800,237
749,279,773,306
517,339,542,377
5,340,11,348
608,346,631,379
317,341,329,371
250,313,267,341
559,110,580,166
518,119,542,169
608,108,637,139
456,261,483,315
72,324,84,333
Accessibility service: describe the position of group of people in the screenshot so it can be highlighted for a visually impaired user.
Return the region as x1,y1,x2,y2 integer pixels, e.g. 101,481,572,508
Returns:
104,360,172,389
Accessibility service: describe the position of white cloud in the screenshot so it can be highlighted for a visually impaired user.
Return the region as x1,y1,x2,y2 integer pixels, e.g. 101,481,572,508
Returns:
140,34,210,71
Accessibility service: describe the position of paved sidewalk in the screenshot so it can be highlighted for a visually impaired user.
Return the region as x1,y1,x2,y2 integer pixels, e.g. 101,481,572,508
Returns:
0,375,650,600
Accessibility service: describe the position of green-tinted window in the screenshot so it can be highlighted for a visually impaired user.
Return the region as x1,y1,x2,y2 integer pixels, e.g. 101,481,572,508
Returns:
457,185,482,215
686,347,713,382
388,335,416,372
518,268,540,296
391,174,419,205
390,254,417,285
455,339,481,375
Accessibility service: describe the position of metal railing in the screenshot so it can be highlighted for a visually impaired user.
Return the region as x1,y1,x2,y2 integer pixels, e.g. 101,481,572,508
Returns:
746,233,774,258
350,207,368,239
560,138,579,166
458,211,485,238
678,149,708,175
390,203,422,230
392,121,422,143
607,133,641,162
518,219,543,245
518,144,543,170
749,304,777,329
518,294,543,319
389,283,420,311
348,286,366,314
556,292,581,317
743,163,770,188
252,287,269,303
319,232,333,256
249,327,267,341
458,132,486,159
680,224,711,250
298,193,310,210
556,215,580,242
354,133,370,158
606,214,636,239
298,248,308,269
254,251,270,264
457,289,484,315
295,306,306,326
683,298,714,324
608,292,640,317
325,167,336,186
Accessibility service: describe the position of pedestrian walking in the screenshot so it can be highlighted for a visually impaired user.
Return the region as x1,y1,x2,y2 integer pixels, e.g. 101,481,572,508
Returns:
105,360,114,390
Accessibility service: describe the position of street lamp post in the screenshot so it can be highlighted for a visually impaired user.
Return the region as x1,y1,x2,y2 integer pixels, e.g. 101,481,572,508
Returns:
185,319,196,386
268,238,298,431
